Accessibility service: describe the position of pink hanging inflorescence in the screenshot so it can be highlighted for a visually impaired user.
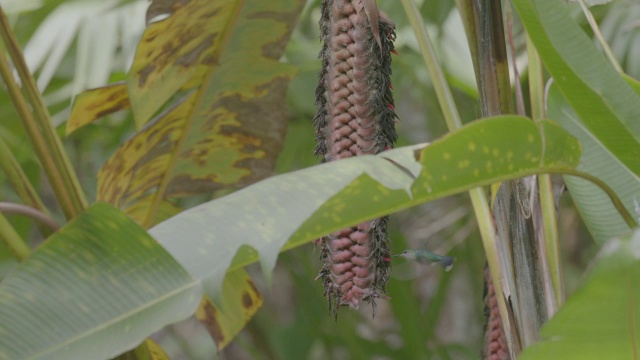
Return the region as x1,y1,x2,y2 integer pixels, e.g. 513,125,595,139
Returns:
313,0,398,317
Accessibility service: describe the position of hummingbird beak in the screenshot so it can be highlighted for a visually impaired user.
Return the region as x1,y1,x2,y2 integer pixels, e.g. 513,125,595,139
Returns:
391,254,403,257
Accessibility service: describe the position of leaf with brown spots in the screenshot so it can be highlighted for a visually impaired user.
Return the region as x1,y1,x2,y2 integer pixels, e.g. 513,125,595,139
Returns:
98,0,304,229
66,82,131,135
124,196,183,228
115,339,169,360
195,268,263,351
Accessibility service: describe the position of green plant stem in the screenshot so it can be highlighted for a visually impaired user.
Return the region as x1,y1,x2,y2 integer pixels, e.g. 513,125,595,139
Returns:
457,0,550,353
0,136,54,237
527,36,545,120
399,0,515,353
0,49,75,217
399,0,461,130
458,0,514,115
0,202,60,233
527,37,564,314
455,0,479,84
537,175,562,312
0,211,30,261
576,0,623,73
505,2,525,116
0,6,87,219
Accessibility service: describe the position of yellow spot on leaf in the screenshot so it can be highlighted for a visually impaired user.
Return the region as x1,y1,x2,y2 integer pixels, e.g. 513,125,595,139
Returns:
485,161,493,172
458,159,470,169
468,142,476,151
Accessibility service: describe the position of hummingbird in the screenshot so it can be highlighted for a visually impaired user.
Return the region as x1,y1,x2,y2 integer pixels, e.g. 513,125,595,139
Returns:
393,249,455,272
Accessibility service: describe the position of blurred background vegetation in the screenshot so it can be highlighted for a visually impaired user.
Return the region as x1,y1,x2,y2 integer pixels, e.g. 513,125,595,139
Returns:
0,0,638,358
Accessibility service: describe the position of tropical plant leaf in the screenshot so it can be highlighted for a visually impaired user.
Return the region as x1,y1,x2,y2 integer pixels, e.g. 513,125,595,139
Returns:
520,228,640,359
67,82,131,135
547,84,640,243
124,196,183,228
0,203,202,360
149,116,581,297
195,269,263,351
98,0,304,228
514,0,640,243
92,0,300,350
116,339,169,360
513,0,640,179
126,0,302,127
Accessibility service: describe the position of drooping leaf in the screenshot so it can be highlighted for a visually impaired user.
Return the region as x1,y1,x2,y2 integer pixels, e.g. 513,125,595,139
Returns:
520,228,640,359
548,84,640,243
195,269,263,351
67,82,131,135
0,203,202,360
98,0,304,228
149,116,582,297
513,0,640,179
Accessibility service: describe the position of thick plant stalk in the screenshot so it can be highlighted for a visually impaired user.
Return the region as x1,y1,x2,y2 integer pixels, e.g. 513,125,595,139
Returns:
314,0,397,316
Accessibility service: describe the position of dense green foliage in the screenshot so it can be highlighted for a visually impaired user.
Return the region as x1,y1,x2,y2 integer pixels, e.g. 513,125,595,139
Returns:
0,0,639,359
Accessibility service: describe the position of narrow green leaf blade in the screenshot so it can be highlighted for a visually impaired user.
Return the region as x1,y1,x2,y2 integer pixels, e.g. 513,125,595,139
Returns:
0,203,202,360
520,228,640,359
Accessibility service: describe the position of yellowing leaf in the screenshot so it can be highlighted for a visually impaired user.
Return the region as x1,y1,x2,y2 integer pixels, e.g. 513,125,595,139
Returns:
67,82,131,135
195,268,263,351
98,0,304,228
116,339,169,360
124,196,183,228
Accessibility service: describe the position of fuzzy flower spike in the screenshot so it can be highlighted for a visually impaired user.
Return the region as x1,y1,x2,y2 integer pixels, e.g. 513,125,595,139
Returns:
313,0,398,317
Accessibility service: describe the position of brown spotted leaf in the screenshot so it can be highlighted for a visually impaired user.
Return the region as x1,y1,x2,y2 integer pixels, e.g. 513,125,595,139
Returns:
195,269,263,351
98,0,304,228
116,339,170,360
66,82,131,135
125,196,183,228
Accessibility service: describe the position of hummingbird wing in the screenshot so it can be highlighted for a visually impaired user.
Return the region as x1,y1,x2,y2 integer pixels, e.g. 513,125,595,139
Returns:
437,255,455,272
